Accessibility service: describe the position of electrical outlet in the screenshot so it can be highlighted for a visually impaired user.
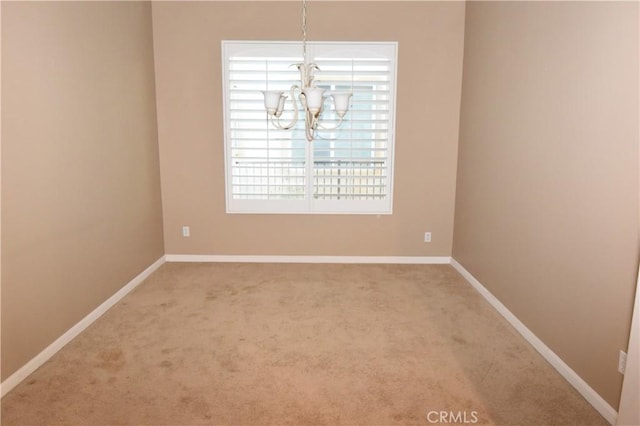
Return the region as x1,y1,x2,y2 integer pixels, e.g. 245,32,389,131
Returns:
424,232,432,243
182,226,190,237
618,350,627,374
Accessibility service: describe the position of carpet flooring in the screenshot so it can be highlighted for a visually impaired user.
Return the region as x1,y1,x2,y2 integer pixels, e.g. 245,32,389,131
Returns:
1,263,608,425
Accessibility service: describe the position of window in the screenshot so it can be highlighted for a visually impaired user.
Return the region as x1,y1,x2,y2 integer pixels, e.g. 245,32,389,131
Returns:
222,41,397,214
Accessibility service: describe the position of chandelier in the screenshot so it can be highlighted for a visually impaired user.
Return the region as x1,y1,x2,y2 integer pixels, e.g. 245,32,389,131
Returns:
261,0,352,142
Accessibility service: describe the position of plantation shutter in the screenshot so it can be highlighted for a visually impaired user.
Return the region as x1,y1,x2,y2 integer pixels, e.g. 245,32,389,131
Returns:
222,41,397,214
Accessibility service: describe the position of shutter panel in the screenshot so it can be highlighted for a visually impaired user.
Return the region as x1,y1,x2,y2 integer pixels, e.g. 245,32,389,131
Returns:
311,55,392,204
227,55,307,202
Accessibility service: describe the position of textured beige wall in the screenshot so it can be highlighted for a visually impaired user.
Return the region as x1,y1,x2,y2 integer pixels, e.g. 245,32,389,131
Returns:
152,1,465,256
453,2,639,408
1,2,164,380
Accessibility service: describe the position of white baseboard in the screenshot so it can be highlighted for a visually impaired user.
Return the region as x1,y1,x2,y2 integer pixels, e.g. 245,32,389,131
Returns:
450,258,617,425
0,255,166,398
165,254,452,264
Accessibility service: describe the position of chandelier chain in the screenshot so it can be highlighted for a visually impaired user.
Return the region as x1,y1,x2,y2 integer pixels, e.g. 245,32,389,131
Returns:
302,0,307,63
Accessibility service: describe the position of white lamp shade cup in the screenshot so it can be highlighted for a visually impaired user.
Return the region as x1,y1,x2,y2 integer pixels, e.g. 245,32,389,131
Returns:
262,91,284,115
302,87,325,114
331,92,352,117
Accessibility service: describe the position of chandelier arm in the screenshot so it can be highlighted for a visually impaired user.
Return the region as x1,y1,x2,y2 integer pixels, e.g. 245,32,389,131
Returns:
271,85,301,130
305,109,316,142
316,115,346,131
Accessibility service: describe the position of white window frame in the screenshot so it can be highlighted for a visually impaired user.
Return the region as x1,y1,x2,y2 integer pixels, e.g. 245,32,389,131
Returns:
222,40,398,214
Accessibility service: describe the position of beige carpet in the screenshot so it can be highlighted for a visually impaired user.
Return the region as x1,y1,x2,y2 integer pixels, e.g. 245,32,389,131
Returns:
1,263,607,425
